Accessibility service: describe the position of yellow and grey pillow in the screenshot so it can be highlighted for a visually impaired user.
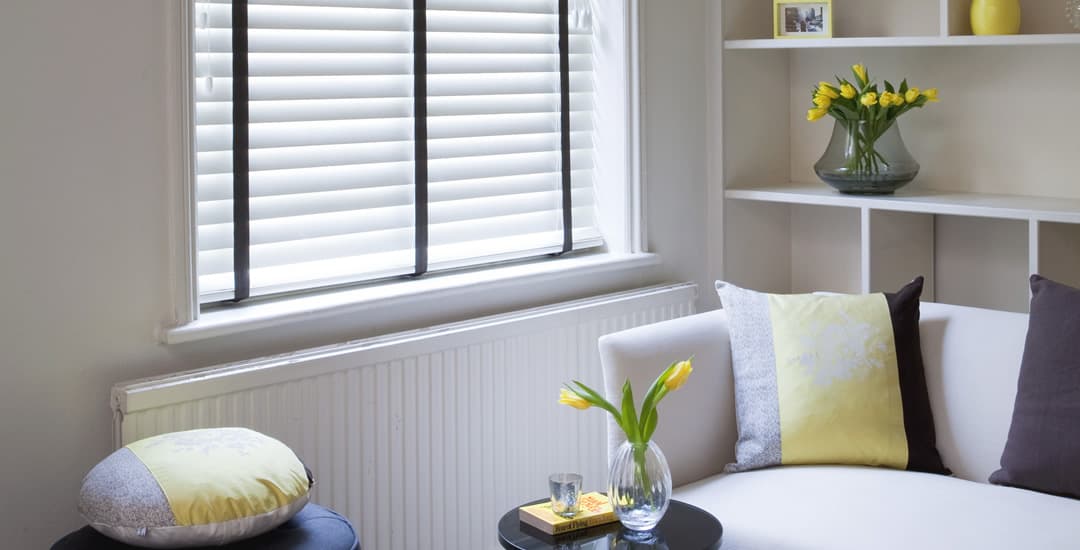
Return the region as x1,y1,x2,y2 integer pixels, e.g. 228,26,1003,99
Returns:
79,428,312,548
716,278,949,474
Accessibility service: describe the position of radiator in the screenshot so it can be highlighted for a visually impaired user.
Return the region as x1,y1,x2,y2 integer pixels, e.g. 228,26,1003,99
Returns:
112,283,697,550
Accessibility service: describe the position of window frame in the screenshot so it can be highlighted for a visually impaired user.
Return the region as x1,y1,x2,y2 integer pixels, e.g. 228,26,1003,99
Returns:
166,0,646,338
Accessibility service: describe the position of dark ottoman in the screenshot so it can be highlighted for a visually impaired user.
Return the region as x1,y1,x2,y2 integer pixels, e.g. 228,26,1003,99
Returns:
52,503,360,550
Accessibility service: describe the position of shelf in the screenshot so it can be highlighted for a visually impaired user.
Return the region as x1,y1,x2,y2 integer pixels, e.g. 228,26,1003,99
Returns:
724,33,1080,50
725,184,1080,224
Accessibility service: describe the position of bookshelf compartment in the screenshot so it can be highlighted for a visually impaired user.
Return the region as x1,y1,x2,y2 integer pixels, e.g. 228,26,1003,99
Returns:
934,216,1030,312
1036,222,1080,289
723,0,940,40
866,210,935,299
791,204,862,294
724,201,792,294
786,46,1080,200
947,0,1079,36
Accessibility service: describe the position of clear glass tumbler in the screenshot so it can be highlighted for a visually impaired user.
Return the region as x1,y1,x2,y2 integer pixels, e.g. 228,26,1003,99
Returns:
548,473,583,518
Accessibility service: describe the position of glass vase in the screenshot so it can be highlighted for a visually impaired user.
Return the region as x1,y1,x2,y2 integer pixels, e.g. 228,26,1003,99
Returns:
607,440,672,532
813,119,920,195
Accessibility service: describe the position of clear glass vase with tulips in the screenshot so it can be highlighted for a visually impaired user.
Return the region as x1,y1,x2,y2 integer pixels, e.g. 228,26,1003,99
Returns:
559,358,692,532
808,63,939,194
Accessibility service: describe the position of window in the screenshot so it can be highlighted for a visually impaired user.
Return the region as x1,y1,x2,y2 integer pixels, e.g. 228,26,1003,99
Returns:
191,0,633,304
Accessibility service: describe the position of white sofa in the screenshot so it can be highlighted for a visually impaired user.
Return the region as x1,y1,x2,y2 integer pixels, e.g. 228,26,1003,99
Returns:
598,300,1080,550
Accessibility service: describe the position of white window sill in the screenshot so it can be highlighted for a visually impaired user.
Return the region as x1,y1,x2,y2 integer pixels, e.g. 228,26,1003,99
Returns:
162,252,661,345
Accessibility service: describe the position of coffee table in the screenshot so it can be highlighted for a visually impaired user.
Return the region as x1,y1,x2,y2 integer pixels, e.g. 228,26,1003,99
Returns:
497,498,722,549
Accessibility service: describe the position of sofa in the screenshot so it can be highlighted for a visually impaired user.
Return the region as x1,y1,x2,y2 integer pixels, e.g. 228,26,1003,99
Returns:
598,300,1080,549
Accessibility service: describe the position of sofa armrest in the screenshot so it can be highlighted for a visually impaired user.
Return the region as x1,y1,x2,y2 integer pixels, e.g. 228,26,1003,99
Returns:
597,310,737,487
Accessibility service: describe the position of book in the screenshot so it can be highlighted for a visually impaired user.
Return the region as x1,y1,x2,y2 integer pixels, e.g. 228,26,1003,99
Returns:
518,492,619,535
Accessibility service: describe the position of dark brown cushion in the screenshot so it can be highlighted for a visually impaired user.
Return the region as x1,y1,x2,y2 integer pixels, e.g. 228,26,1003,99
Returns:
990,275,1080,499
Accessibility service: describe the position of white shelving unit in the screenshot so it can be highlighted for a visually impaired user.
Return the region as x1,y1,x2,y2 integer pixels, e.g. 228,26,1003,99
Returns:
716,0,1080,313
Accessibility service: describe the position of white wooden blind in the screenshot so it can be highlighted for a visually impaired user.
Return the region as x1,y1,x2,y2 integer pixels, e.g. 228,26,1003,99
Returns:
193,0,600,303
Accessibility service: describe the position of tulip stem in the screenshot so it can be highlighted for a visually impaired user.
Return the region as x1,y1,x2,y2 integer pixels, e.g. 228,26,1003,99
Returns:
843,120,893,177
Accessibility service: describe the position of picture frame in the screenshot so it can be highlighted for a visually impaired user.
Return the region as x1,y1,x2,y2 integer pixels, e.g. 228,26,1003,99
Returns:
774,0,832,39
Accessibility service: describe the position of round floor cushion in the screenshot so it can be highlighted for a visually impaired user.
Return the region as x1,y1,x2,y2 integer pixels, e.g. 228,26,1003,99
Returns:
77,428,312,548
53,503,360,550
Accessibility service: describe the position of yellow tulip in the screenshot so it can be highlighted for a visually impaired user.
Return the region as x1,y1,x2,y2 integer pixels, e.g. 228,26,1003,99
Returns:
813,94,832,108
559,388,591,410
817,83,840,99
922,88,939,102
806,107,828,121
664,360,693,391
852,64,868,85
905,87,921,104
860,92,878,107
840,83,857,99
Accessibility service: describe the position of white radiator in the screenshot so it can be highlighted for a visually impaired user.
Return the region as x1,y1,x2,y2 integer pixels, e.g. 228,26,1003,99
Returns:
112,283,697,550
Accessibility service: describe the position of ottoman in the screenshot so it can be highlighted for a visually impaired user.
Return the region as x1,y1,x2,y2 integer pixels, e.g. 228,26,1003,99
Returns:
51,503,360,550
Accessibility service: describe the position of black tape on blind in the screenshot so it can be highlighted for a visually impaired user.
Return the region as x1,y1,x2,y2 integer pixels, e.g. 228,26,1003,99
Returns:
231,0,251,301
413,0,429,276
558,0,573,254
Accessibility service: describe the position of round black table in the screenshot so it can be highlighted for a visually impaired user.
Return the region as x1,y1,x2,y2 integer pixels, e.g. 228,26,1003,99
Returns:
498,499,722,550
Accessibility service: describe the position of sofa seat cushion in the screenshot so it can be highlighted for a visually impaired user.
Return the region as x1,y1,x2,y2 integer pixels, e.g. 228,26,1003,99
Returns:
674,466,1080,550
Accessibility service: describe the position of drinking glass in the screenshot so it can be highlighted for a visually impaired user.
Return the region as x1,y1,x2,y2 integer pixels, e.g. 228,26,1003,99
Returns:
548,473,583,518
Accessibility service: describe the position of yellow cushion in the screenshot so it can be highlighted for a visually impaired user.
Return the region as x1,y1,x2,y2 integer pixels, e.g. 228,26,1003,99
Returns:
79,428,311,548
126,428,309,527
715,277,949,475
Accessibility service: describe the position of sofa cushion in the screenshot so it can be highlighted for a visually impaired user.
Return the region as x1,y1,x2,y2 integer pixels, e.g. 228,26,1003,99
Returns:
715,278,947,474
675,466,1080,550
990,275,1080,499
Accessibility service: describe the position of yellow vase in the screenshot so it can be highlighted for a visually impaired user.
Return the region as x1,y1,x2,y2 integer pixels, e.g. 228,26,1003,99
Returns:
971,0,1021,35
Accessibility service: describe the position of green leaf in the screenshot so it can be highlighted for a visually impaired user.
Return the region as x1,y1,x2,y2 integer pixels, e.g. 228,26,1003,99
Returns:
620,379,640,443
885,80,895,93
643,409,660,442
899,79,908,95
569,381,622,424
638,360,679,429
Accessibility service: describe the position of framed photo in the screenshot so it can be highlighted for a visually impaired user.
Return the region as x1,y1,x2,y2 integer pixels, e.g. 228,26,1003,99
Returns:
774,0,832,39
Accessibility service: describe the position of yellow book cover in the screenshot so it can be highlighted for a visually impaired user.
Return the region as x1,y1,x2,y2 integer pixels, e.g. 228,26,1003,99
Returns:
518,492,618,535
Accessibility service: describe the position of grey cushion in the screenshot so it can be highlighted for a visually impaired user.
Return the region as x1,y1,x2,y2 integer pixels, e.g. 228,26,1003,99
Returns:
990,275,1080,499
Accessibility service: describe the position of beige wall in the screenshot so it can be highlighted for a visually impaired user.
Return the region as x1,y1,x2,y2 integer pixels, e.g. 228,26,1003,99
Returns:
0,1,708,546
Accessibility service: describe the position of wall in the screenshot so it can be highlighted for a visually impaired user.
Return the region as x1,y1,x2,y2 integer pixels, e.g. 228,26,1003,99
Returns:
0,0,708,547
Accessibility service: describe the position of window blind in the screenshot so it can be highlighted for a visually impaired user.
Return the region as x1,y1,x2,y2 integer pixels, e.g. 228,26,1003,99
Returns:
194,0,600,303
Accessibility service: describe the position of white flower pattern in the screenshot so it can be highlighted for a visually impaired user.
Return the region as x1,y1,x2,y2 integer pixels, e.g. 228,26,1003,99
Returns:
144,428,263,456
795,310,887,386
